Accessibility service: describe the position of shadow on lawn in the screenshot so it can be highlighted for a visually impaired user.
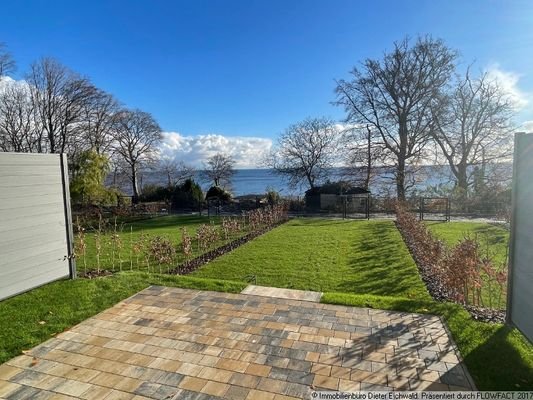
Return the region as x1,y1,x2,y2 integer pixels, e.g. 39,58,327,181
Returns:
288,218,357,227
336,222,426,298
462,325,533,390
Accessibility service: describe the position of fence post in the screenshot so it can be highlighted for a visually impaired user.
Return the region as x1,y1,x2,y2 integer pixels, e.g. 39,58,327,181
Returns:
343,196,347,219
60,154,76,279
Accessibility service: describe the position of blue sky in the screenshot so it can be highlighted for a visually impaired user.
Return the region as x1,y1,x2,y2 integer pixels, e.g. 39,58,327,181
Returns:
1,0,532,166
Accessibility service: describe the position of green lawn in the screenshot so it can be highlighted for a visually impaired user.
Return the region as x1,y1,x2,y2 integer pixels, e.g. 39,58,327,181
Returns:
77,214,244,274
425,221,509,265
192,219,431,301
0,272,246,364
2,217,532,390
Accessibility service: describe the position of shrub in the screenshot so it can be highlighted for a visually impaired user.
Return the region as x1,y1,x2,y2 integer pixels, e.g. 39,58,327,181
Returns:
205,186,232,202
395,202,507,309
172,179,203,209
139,184,172,203
70,150,120,206
148,236,176,274
266,188,281,205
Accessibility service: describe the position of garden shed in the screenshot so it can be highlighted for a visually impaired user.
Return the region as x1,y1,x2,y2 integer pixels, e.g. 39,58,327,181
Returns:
305,182,370,213
0,152,75,301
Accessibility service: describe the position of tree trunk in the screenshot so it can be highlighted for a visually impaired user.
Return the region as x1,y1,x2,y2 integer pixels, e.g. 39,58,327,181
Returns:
306,174,315,190
396,121,408,201
364,126,372,191
396,158,406,201
131,164,139,204
456,164,468,193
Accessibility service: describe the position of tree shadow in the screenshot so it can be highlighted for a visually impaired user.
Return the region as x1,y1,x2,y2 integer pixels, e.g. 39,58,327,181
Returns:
460,325,533,390
327,312,475,390
335,222,428,298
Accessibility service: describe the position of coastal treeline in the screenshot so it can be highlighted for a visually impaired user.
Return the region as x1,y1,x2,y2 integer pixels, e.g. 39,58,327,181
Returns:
0,42,215,205
267,36,515,205
0,36,516,207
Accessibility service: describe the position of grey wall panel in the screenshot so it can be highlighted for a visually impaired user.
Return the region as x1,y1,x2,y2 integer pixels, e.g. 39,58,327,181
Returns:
0,193,64,210
2,202,63,221
0,213,66,234
0,153,58,166
0,174,62,187
0,246,67,278
0,224,66,248
0,262,69,296
0,153,72,300
0,165,62,176
508,133,533,343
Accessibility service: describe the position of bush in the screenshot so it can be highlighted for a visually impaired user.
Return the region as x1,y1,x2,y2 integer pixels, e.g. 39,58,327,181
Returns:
305,180,370,196
139,184,172,203
395,203,507,309
70,150,121,206
205,186,232,202
172,179,203,209
266,188,281,205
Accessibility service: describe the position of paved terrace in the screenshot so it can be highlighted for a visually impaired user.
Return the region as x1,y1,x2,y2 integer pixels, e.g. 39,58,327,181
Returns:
0,286,474,399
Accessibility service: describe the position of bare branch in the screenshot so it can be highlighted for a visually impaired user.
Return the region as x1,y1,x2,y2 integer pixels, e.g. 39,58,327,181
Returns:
266,117,339,190
0,42,16,77
202,153,235,189
335,36,458,199
112,109,163,202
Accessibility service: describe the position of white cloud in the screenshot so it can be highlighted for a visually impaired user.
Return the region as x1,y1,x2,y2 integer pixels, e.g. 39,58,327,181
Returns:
159,132,273,169
485,64,530,110
0,76,17,92
521,120,533,133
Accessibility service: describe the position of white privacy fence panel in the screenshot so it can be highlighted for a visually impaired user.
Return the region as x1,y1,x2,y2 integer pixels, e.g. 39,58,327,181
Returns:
0,153,75,301
508,132,533,343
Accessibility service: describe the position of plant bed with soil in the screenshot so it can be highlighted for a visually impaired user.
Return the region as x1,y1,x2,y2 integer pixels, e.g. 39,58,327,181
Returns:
395,206,507,322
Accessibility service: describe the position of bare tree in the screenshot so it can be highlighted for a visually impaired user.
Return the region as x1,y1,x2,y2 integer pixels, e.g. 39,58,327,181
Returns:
158,158,195,188
341,124,384,191
335,36,457,200
203,153,235,188
431,70,514,193
112,109,162,202
267,117,338,190
0,42,16,77
27,57,95,154
79,88,120,154
0,82,36,152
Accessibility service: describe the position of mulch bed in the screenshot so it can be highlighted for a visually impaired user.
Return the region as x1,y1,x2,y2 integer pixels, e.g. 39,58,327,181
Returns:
395,220,506,323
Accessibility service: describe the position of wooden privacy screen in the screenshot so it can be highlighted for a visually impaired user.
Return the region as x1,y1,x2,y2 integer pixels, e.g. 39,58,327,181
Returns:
508,132,533,343
0,153,75,301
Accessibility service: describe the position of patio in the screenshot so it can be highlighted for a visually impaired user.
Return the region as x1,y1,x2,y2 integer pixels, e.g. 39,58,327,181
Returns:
0,286,474,399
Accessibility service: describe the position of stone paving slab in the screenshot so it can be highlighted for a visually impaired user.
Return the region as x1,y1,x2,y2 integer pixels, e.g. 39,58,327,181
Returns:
0,286,475,399
241,285,322,302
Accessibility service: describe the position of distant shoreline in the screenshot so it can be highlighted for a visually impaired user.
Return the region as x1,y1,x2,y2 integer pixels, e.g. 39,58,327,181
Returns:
106,164,511,198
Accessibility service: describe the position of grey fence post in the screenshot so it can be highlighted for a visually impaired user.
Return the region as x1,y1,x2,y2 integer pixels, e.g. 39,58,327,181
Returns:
60,154,76,279
506,132,522,325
